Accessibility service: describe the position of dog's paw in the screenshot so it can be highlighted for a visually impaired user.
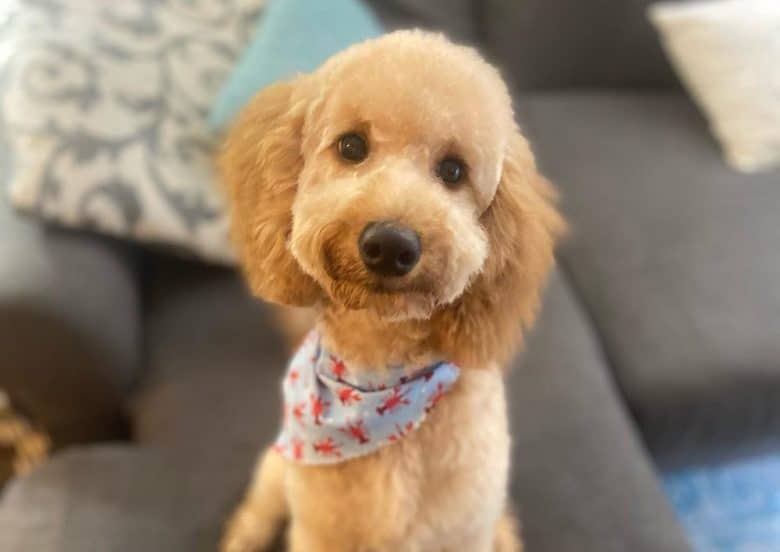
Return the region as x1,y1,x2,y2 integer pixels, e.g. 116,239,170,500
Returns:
493,510,523,552
220,505,280,552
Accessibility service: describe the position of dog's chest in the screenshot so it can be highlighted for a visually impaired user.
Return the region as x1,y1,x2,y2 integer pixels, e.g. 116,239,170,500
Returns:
286,369,509,549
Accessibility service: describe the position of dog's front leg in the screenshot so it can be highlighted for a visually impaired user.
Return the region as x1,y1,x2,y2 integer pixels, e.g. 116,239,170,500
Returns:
287,522,338,552
221,448,288,552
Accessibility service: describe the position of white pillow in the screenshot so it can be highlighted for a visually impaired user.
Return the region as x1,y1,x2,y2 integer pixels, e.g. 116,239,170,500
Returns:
1,0,264,263
649,0,780,173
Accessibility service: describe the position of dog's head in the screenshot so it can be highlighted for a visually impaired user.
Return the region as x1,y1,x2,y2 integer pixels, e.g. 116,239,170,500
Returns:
221,31,563,343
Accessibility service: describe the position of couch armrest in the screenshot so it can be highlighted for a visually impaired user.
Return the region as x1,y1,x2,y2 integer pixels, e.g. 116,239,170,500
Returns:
508,270,690,551
0,194,142,445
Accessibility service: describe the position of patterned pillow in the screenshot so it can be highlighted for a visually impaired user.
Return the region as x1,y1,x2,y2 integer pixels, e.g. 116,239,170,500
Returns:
0,0,265,263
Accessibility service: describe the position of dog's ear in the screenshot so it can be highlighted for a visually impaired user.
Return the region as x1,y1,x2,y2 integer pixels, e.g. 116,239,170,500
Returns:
435,131,565,367
219,78,322,306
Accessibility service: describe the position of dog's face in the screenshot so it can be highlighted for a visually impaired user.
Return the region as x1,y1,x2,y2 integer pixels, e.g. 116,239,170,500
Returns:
289,35,514,320
221,31,562,329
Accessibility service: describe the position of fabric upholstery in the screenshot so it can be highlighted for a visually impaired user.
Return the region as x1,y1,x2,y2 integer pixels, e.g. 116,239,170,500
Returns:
517,91,780,467
0,185,141,445
364,0,479,43
0,446,213,552
127,258,290,549
130,256,287,523
481,0,679,91
509,271,690,551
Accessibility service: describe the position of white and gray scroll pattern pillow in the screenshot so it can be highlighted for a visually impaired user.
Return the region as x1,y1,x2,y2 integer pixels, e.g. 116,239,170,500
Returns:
0,0,264,263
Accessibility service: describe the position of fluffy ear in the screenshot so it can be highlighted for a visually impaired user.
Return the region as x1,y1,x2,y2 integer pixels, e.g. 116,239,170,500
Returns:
219,78,322,306
434,131,566,367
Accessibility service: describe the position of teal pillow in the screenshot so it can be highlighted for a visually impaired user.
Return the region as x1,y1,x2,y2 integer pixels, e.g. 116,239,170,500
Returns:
208,0,383,130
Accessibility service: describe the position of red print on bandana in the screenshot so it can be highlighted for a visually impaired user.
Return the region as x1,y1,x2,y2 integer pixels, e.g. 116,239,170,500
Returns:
274,332,459,465
313,436,342,458
330,356,347,380
340,421,371,444
376,386,412,416
291,401,306,424
338,386,362,405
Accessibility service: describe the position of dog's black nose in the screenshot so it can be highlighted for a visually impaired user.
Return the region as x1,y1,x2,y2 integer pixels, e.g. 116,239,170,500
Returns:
359,222,421,277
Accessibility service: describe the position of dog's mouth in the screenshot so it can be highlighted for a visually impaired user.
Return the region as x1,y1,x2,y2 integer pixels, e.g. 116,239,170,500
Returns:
321,243,441,318
328,279,439,320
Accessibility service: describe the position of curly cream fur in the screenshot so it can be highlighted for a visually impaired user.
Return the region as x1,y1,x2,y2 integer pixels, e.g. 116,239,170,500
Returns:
219,30,564,552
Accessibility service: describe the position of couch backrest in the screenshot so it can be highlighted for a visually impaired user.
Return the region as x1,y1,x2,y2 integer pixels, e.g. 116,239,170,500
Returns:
479,0,679,91
364,0,679,91
365,0,480,44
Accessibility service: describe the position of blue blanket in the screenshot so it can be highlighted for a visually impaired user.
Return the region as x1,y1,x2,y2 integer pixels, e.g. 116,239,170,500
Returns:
663,452,780,551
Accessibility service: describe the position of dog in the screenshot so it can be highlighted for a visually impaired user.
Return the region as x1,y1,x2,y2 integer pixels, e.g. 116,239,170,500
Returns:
218,30,564,552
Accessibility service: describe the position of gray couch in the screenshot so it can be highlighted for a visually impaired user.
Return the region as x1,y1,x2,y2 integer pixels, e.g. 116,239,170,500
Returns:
1,1,778,550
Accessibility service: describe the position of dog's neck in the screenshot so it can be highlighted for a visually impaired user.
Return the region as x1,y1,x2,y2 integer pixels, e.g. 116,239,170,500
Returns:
312,262,532,372
316,305,441,372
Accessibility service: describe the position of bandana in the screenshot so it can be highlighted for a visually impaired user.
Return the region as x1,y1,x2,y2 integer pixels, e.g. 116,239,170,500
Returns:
273,331,460,465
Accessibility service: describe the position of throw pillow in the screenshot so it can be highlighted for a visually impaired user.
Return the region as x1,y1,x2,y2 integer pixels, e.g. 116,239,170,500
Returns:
208,0,383,131
0,0,264,263
649,0,780,173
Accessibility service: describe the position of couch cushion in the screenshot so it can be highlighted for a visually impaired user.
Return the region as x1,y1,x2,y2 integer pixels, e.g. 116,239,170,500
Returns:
131,256,288,521
131,260,688,551
0,446,212,552
509,271,689,551
0,183,141,445
482,0,679,90
518,91,780,467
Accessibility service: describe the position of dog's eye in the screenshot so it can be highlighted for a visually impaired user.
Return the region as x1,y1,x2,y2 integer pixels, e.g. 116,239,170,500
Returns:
338,133,368,163
436,157,465,187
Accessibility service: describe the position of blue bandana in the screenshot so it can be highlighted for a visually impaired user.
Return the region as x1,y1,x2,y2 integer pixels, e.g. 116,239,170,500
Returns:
274,332,460,465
